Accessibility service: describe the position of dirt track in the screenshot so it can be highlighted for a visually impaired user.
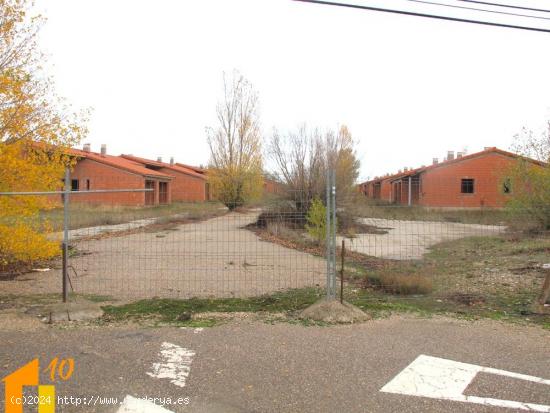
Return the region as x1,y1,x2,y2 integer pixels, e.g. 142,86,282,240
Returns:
1,211,326,298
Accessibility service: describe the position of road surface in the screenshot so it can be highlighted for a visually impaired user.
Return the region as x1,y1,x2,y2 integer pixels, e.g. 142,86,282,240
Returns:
1,316,548,413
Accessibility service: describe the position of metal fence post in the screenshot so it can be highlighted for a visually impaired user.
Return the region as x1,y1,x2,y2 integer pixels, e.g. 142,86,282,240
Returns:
326,170,331,299
325,169,337,300
331,170,337,297
62,168,70,302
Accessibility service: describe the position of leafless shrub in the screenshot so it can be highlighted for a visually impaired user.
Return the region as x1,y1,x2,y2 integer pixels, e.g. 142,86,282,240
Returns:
367,273,433,295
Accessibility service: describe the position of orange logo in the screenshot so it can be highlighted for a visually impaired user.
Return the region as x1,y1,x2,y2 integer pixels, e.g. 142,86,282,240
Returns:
2,357,74,413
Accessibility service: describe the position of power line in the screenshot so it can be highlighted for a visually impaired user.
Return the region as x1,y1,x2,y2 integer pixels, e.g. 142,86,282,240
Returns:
404,0,550,21
457,0,550,14
293,0,550,33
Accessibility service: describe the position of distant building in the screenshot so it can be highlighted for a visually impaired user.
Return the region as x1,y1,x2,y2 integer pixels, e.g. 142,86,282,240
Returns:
121,155,208,202
68,145,173,206
263,176,285,196
66,144,208,206
359,147,546,208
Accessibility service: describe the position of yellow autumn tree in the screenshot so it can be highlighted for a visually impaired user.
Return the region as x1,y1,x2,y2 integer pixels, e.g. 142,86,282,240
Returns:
0,0,86,270
507,123,550,230
206,71,263,209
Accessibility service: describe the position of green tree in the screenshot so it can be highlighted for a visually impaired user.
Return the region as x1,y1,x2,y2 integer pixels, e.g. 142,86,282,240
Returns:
305,197,327,245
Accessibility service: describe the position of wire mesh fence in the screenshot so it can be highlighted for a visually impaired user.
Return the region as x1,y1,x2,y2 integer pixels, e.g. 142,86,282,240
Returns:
0,170,549,320
66,189,326,299
0,175,327,299
335,190,550,319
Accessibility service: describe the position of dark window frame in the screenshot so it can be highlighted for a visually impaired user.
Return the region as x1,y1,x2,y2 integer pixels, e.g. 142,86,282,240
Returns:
71,179,79,192
502,178,511,194
461,178,474,194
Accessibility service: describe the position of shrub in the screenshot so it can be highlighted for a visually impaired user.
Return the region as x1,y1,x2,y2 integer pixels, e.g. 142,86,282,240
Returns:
370,273,433,295
0,223,60,270
305,198,326,245
255,207,307,230
265,222,304,244
506,160,550,231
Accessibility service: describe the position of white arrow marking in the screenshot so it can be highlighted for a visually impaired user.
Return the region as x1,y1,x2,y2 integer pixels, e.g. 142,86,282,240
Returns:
381,355,550,412
117,395,174,412
147,342,195,387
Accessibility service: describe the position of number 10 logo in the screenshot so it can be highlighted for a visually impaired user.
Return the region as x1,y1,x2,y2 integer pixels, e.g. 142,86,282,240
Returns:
2,357,74,413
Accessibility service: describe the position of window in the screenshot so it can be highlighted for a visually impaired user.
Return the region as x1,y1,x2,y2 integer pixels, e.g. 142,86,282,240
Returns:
86,179,90,191
461,178,474,194
503,178,511,194
71,179,79,191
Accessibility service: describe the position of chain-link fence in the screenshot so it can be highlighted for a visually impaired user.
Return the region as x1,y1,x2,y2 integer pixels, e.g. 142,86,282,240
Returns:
1,170,549,319
336,177,550,319
0,172,326,299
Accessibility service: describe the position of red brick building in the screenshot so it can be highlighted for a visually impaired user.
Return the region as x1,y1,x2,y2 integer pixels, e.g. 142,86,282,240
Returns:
263,176,286,196
360,147,546,208
121,155,208,202
68,146,173,205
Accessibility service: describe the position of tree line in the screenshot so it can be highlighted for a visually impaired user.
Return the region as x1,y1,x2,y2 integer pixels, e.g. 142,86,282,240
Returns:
206,71,360,210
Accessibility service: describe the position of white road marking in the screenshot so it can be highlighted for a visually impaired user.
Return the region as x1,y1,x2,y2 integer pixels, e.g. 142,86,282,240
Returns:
381,355,550,412
117,395,174,412
147,342,195,388
179,327,203,333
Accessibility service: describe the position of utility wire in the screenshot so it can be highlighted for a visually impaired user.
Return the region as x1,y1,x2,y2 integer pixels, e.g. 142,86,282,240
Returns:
457,0,550,14
293,0,550,33
404,0,550,21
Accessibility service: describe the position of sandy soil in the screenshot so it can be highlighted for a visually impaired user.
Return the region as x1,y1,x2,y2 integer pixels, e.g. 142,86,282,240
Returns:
1,211,326,298
340,218,506,260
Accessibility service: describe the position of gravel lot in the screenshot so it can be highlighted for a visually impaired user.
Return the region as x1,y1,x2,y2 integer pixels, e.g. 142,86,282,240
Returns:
2,211,326,298
339,218,506,260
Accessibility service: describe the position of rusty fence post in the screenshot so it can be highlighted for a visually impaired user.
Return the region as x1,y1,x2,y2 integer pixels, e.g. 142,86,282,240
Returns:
340,239,345,304
537,263,550,312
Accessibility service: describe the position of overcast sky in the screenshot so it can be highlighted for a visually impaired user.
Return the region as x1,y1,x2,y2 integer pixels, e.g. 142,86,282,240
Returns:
38,0,550,181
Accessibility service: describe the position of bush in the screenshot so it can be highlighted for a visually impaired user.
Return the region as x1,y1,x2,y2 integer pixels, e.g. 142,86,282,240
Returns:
506,159,550,231
255,207,307,230
369,273,433,295
0,223,60,271
305,198,326,245
265,222,304,244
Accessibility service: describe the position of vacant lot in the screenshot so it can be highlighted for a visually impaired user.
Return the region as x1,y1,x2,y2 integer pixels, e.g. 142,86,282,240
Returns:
340,217,505,259
250,211,550,327
1,211,326,298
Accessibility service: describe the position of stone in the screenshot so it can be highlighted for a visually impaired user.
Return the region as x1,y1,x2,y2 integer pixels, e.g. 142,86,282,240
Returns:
299,299,370,323
25,298,104,323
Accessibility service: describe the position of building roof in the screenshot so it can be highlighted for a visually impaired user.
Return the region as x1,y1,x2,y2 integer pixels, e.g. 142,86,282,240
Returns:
120,154,206,180
175,162,206,175
361,147,547,185
68,148,173,179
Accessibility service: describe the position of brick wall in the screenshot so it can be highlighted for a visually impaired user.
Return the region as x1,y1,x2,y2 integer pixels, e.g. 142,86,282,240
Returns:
264,179,285,195
158,167,205,201
418,152,516,208
70,159,147,205
380,179,392,202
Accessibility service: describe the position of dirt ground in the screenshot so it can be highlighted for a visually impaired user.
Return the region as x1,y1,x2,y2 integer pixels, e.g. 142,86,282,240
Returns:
1,211,326,299
340,217,506,260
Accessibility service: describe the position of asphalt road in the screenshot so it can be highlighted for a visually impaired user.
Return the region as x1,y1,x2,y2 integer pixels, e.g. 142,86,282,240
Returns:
1,317,549,413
